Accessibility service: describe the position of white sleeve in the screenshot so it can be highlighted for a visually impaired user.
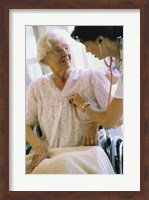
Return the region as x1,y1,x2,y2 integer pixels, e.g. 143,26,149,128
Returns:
114,71,123,99
26,81,39,126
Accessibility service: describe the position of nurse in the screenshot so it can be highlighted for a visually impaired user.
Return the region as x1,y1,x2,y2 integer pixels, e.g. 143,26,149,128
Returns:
70,26,123,129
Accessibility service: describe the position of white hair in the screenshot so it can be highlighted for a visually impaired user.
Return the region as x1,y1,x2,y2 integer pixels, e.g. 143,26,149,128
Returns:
37,29,73,65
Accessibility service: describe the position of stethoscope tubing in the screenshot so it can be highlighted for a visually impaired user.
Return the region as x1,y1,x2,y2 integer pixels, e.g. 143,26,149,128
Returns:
74,56,113,125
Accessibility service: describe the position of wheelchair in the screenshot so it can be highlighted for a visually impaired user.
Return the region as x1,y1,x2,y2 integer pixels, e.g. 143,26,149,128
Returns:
26,125,123,174
98,127,123,174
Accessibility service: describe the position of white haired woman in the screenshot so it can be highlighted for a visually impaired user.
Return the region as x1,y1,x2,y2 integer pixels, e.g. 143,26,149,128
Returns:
26,29,114,174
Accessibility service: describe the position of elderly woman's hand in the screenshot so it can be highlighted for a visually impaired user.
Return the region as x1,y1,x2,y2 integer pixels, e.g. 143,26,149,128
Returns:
30,146,50,172
69,93,86,109
83,122,98,146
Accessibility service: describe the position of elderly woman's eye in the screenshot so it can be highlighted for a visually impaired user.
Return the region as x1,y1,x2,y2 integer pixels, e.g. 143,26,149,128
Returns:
54,47,62,53
65,46,70,51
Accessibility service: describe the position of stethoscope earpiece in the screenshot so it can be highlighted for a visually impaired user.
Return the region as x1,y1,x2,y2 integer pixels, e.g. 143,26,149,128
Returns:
98,39,102,44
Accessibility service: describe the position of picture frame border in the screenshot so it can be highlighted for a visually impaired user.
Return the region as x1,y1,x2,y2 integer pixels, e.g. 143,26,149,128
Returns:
0,0,149,199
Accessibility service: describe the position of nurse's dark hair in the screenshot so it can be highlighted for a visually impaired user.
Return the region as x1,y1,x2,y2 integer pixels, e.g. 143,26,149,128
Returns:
71,26,123,42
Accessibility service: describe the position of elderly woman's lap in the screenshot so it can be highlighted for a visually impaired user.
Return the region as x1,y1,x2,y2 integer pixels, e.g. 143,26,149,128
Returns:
27,146,114,174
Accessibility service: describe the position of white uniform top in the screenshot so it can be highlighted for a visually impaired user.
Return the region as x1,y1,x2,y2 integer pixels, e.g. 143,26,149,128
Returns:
114,48,123,99
114,69,123,99
113,60,123,127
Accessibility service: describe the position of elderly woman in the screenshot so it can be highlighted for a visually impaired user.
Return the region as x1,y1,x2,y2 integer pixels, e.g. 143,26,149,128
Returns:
26,29,114,174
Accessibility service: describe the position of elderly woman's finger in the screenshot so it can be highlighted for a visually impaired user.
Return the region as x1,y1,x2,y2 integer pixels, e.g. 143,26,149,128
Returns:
86,137,90,146
89,139,94,146
30,155,45,172
83,136,86,146
30,159,38,172
30,148,50,172
94,137,98,146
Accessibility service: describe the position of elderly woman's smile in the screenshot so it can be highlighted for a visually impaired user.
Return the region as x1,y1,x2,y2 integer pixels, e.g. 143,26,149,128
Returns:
46,40,72,71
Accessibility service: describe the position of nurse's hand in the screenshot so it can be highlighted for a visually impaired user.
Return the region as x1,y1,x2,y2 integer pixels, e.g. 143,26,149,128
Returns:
69,93,86,109
83,122,98,146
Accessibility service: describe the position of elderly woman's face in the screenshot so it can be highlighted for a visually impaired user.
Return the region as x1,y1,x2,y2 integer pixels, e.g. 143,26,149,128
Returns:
45,39,71,73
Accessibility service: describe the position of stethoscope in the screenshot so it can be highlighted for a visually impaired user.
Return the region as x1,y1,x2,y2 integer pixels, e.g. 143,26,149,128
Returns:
73,43,113,125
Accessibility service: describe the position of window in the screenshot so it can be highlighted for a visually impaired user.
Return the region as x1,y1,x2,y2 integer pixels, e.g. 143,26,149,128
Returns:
26,26,115,89
26,26,47,91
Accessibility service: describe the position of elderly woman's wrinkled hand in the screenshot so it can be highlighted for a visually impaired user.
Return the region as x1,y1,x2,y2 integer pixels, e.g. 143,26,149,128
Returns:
83,122,98,146
69,93,86,109
30,147,50,172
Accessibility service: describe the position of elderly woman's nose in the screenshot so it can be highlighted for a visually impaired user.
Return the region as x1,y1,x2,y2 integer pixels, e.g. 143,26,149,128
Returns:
61,48,69,56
